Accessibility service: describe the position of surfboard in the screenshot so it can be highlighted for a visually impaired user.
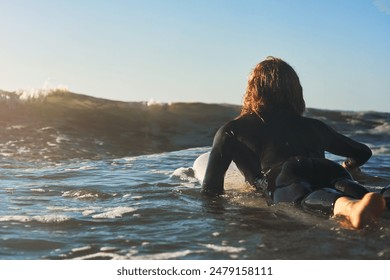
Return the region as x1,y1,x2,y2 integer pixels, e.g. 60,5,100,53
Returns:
193,152,248,191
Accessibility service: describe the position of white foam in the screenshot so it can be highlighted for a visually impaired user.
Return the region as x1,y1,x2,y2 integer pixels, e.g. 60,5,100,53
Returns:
30,188,46,193
100,247,118,252
0,215,70,223
128,250,197,260
56,134,70,143
71,252,122,260
33,215,70,223
63,165,98,172
92,206,136,219
146,98,168,106
17,147,31,154
370,123,390,134
71,245,92,253
202,243,246,253
0,215,30,222
62,190,100,199
15,83,69,101
372,145,390,155
39,126,55,131
82,210,96,216
6,125,25,130
46,142,57,147
47,206,101,213
171,167,196,181
0,153,14,157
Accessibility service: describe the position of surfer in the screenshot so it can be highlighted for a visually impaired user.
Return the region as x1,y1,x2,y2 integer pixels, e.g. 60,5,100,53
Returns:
201,56,386,229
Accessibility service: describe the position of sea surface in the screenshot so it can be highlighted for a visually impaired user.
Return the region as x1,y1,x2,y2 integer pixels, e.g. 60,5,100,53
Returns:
0,89,390,260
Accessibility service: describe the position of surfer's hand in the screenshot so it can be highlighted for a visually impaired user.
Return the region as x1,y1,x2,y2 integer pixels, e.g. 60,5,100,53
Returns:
342,161,361,174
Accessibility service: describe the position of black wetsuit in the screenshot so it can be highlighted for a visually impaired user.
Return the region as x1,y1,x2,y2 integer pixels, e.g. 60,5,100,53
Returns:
201,113,372,216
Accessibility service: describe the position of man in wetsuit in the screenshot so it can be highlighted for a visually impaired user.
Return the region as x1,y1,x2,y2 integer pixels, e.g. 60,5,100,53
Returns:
201,56,385,229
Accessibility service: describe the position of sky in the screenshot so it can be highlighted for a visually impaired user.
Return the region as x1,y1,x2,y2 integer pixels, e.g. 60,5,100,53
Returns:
0,0,389,112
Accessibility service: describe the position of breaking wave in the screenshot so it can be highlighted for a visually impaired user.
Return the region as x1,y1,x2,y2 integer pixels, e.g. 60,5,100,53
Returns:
0,89,389,161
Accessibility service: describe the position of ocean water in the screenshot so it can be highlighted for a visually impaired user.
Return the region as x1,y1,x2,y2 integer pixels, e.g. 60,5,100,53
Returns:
0,90,390,260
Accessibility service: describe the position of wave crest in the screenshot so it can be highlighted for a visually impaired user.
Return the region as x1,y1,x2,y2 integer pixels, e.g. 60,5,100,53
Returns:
0,90,388,161
0,86,69,103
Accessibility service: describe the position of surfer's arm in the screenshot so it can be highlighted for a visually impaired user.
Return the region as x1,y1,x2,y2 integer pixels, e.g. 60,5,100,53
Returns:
201,125,234,196
320,122,372,168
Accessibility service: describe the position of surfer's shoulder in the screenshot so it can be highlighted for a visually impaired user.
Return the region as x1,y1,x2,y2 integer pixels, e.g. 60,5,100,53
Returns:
213,115,258,140
301,115,328,128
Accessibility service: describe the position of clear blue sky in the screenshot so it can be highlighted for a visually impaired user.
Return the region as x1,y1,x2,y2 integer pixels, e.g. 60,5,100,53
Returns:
0,0,389,111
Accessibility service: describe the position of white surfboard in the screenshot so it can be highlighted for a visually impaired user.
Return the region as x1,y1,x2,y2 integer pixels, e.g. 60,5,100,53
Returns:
193,152,248,191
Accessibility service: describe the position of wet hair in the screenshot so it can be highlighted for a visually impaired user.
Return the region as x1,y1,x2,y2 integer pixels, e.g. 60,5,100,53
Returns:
240,56,305,117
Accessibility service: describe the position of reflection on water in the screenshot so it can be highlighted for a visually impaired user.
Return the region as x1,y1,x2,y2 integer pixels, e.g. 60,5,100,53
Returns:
1,147,389,260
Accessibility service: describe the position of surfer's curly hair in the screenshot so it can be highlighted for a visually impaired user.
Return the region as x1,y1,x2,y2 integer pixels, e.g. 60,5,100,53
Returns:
240,56,305,117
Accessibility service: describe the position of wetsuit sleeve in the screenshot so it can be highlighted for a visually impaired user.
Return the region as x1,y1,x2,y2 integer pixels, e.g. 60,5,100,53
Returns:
319,121,372,168
201,125,234,195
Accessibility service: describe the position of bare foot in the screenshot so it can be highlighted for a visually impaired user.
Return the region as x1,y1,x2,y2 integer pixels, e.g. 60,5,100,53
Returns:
333,193,385,229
